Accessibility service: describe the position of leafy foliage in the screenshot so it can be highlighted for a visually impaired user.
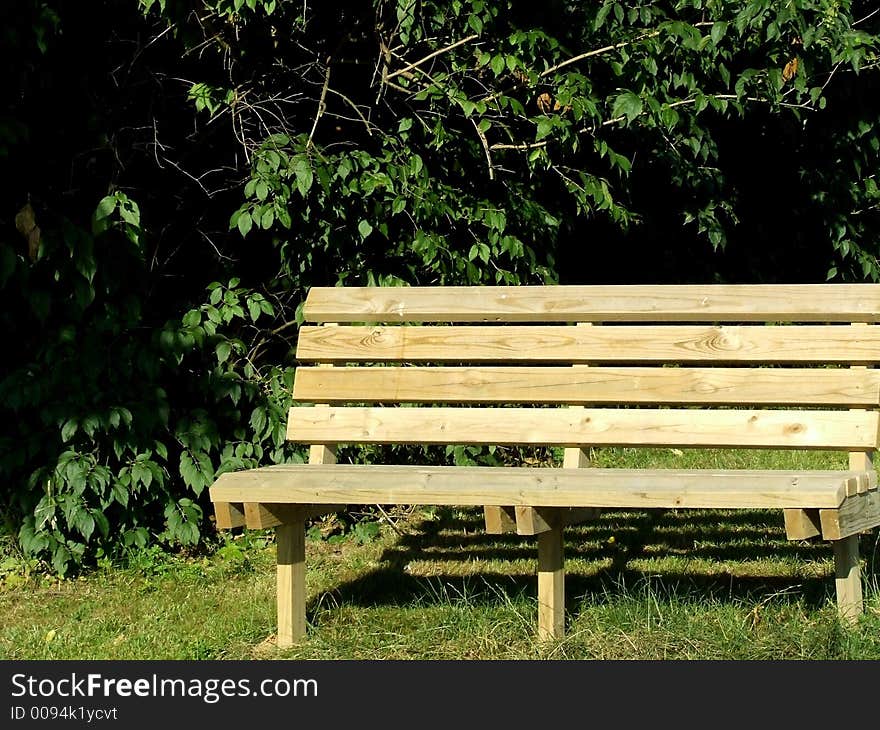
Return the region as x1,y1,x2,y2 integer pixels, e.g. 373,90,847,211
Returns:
1,0,879,573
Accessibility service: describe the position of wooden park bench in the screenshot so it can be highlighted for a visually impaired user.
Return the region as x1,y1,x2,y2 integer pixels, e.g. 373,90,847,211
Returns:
209,284,880,647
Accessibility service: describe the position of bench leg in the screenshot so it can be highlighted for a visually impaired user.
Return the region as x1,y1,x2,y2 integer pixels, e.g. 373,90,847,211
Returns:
276,521,307,647
832,535,863,624
537,520,565,641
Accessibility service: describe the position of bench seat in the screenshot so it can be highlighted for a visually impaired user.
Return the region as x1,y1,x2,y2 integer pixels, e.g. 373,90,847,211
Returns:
212,465,876,510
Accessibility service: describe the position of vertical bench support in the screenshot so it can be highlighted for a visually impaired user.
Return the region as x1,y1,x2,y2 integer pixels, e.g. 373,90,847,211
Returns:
276,521,307,646
833,535,862,624
537,516,565,641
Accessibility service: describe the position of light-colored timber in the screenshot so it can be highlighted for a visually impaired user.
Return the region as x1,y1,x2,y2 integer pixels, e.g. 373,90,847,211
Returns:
243,503,344,530
483,505,516,534
819,489,880,540
832,535,863,623
209,465,869,509
287,406,880,450
847,323,876,476
783,508,822,540
296,324,880,364
514,506,601,536
210,283,880,642
302,284,880,323
276,522,307,646
537,517,565,641
214,502,245,529
293,366,880,406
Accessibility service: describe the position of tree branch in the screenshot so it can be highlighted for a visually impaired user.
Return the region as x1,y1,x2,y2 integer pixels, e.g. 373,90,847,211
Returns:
470,118,495,179
385,34,479,82
307,60,332,149
540,29,662,79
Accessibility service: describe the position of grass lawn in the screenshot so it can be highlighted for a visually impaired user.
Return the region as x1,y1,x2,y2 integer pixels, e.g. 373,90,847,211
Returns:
1,449,879,660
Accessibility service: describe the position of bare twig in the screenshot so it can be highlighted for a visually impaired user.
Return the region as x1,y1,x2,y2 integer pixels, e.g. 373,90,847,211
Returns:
375,505,406,537
385,34,479,81
490,140,549,151
326,87,375,136
470,118,495,180
854,7,880,26
307,60,332,149
540,29,663,79
596,93,815,130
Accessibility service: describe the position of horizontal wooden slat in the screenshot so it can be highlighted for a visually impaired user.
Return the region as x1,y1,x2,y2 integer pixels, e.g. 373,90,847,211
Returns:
209,464,872,509
287,406,880,450
302,284,880,323
296,325,880,364
293,366,880,406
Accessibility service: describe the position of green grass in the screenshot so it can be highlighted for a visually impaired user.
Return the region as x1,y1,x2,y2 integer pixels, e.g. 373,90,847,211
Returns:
2,449,879,660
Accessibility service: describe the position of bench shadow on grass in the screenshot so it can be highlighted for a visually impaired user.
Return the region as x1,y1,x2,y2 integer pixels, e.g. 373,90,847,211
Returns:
307,508,880,623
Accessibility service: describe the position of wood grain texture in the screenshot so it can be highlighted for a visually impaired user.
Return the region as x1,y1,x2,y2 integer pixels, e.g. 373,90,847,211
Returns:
213,502,245,529
302,284,880,323
514,506,600,535
293,366,880,406
537,520,565,641
209,464,866,508
286,406,880,450
296,324,880,364
483,505,516,534
276,521,306,647
783,508,822,540
820,489,880,539
832,535,863,623
242,503,343,530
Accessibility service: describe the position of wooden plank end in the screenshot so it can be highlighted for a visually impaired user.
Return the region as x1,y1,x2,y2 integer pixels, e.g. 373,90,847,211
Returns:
213,502,246,530
783,508,822,540
484,506,517,534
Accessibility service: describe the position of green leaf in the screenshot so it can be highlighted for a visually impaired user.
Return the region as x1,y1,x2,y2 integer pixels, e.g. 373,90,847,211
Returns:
711,21,728,45
61,419,78,442
358,219,373,239
182,309,201,327
118,203,140,227
237,211,253,237
110,481,129,507
535,117,554,141
94,196,117,221
250,406,267,436
293,156,313,197
612,91,643,123
92,510,110,539
594,3,612,30
216,341,232,364
132,462,152,489
491,54,505,76
51,544,72,576
74,510,95,541
34,496,56,530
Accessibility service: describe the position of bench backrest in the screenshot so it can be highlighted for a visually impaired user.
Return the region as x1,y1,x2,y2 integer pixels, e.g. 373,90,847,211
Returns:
290,285,880,454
